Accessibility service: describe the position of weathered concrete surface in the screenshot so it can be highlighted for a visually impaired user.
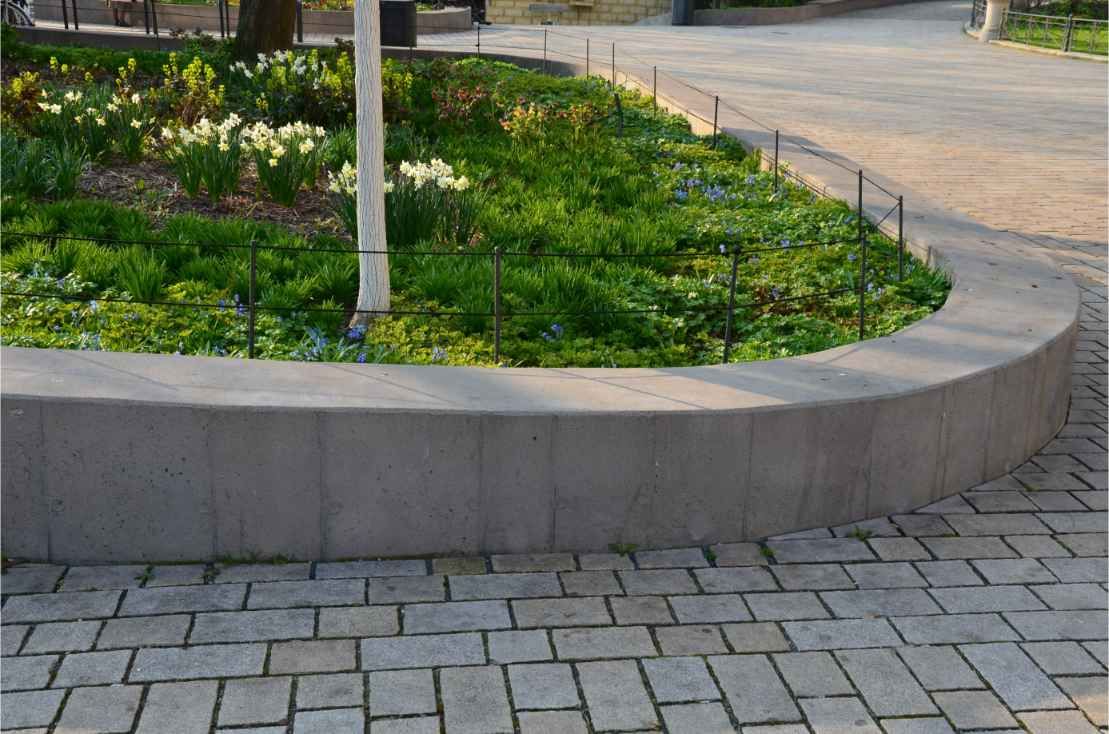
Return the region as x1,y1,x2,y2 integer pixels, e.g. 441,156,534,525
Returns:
694,0,924,26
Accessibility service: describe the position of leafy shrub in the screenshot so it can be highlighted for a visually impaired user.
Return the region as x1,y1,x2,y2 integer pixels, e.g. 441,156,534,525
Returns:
34,86,115,161
161,114,245,202
1,135,88,199
229,49,355,128
243,121,327,206
0,71,44,131
155,53,224,125
116,247,167,301
43,142,89,199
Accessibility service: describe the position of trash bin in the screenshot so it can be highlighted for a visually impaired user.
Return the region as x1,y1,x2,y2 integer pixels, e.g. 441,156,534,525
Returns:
381,0,417,47
671,0,694,25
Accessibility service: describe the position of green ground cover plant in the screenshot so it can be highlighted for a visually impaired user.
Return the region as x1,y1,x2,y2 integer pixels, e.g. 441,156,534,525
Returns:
0,40,948,367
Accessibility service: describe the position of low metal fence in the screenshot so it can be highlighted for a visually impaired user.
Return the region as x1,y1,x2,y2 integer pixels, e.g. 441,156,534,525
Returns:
1000,8,1108,54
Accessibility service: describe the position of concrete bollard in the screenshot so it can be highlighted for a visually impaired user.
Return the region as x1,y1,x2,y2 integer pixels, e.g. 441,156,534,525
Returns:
981,0,1011,41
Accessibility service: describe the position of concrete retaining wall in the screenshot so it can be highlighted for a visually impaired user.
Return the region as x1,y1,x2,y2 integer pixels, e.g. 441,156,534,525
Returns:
0,53,1078,564
695,0,920,25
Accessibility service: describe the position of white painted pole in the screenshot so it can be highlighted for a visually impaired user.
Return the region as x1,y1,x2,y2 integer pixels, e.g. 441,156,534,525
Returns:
353,0,390,323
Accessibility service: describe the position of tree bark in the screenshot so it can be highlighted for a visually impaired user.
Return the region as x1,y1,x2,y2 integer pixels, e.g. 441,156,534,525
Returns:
233,0,298,60
351,0,391,325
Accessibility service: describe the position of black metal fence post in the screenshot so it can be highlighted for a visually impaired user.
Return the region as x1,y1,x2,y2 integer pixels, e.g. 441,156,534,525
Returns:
493,246,502,363
652,66,657,111
857,170,866,341
897,195,905,282
1063,14,1074,51
218,0,225,38
61,0,69,29
296,0,304,43
248,239,257,359
722,247,739,364
143,0,151,34
71,0,79,30
585,38,589,77
611,43,615,88
476,24,481,57
773,129,779,192
712,95,719,149
151,0,159,37
613,92,623,137
543,29,548,73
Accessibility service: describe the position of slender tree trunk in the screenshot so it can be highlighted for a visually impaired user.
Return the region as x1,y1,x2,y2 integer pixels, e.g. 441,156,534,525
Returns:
351,0,390,325
233,0,297,60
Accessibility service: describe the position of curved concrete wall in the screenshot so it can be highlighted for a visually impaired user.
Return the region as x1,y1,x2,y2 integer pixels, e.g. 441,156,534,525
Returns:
694,0,922,26
0,55,1077,564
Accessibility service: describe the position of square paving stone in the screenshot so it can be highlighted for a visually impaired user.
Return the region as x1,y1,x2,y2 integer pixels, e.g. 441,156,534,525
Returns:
318,606,397,638
1022,641,1105,674
717,621,792,652
1,625,27,655
293,707,365,734
769,564,853,590
773,651,854,697
512,597,611,628
845,562,928,588
368,668,436,716
836,648,938,716
696,567,779,593
448,572,562,600
2,591,121,623
914,560,985,587
130,643,267,681
1033,583,1108,610
552,626,656,660
61,565,147,591
611,596,673,625
517,710,588,734
917,495,974,514
896,645,984,690
491,553,576,573
145,564,207,587
766,538,874,563
96,614,190,649
315,560,427,578
782,618,901,650
1057,675,1108,726
1003,610,1109,640
1056,532,1109,556
0,566,65,595
270,639,356,673
214,562,312,583
959,642,1072,711
296,672,363,709
1005,535,1072,558
656,625,730,655
1039,512,1107,534
745,592,829,621
577,659,658,731
877,719,955,734
362,632,485,670
190,608,316,643
22,621,99,654
642,656,719,703
823,588,941,617
709,654,799,724
661,702,736,734
833,518,900,537
508,663,579,709
944,513,1051,536
1018,709,1100,734
710,542,767,566
799,697,880,734
431,556,488,576
972,558,1058,584
965,491,1038,513
891,514,955,536
1026,492,1088,512
1042,557,1108,582
56,685,140,733
891,613,1021,644
577,553,634,571
1,689,64,730
368,575,445,604
120,584,246,616
1,655,56,691
634,547,708,568
248,580,364,609
559,571,621,597
867,537,931,561
669,593,751,623
920,537,1017,560
370,716,441,734
219,676,292,726
136,680,219,734
404,600,511,633
440,665,513,734
929,584,1047,613
618,569,698,595
52,649,131,687
933,690,1018,729
487,630,552,664
1021,473,1097,492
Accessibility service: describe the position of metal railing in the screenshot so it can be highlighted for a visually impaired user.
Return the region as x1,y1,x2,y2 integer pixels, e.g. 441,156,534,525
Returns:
1000,8,1108,54
970,0,986,28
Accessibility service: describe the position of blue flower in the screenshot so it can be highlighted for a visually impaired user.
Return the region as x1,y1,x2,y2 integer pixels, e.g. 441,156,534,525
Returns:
550,323,563,339
218,299,227,310
356,351,367,363
542,331,552,342
847,253,857,262
770,287,781,300
432,346,447,363
87,300,98,313
780,238,791,249
674,190,688,202
744,174,756,186
346,324,367,341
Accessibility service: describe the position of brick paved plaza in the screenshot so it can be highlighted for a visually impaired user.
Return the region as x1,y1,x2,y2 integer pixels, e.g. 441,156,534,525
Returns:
2,2,1107,732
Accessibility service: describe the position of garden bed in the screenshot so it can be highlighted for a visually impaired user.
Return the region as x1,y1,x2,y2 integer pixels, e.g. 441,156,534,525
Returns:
0,35,948,368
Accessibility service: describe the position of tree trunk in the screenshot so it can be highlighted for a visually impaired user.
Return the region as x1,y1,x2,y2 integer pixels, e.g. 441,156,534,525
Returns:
233,0,298,60
351,0,390,325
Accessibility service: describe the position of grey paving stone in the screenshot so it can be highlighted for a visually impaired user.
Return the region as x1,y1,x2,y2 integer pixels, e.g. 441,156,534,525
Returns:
654,624,727,655
52,649,130,687
1018,709,1100,734
944,513,1052,536
487,630,552,664
891,514,955,537
1038,512,1107,534
1025,492,1088,512
432,557,488,575
368,668,436,716
0,566,65,595
618,569,698,595
293,707,365,734
1073,491,1108,510
449,572,562,600
508,662,579,709
1056,532,1108,556
270,639,356,673
214,562,312,583
1,655,56,691
769,564,853,590
1057,675,1108,726
368,575,445,604
969,474,1028,493
1004,610,1109,640
190,608,315,643
920,537,1018,560
56,685,140,733
959,642,1072,710
1005,534,1072,558
833,517,900,537
919,496,976,514
517,710,589,734
845,562,928,588
1042,556,1108,582
0,689,64,730
670,593,752,623
798,697,880,733
1033,583,1107,610
315,560,427,578
739,725,809,734
868,537,931,561
369,716,443,734
61,565,147,591
577,552,635,571
248,580,364,609
2,591,121,623
1081,640,1108,667
711,542,767,567
362,632,485,670
822,588,942,617
121,584,246,615
771,527,834,540
965,491,1038,513
766,538,875,563
709,654,799,724
915,560,985,587
404,600,511,633
318,605,398,638
773,651,854,697
130,643,267,681
611,595,673,625
897,645,984,690
972,558,1059,584
696,567,779,593
642,655,719,703
635,547,708,568
22,620,99,653
296,672,363,709
219,728,287,734
836,648,938,716
512,597,611,628
1023,641,1105,674
219,676,292,726
745,592,829,621
782,618,901,650
892,613,1020,644
661,702,736,734
491,553,576,573
878,717,955,734
440,665,513,734
136,680,219,734
1,625,28,655
1021,473,1097,491
96,614,190,649
578,659,658,731
933,690,1018,729
145,564,207,587
929,584,1047,613
559,571,621,597
551,625,656,660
